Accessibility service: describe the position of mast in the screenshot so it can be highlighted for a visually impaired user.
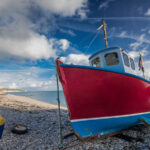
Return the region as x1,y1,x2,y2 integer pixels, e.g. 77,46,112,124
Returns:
102,19,108,48
97,19,108,48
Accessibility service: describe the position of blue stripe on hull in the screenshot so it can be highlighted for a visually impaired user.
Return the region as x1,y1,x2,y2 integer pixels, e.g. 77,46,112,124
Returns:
71,113,150,138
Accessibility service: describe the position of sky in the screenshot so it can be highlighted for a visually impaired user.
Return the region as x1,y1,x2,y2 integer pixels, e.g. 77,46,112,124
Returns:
1,0,150,91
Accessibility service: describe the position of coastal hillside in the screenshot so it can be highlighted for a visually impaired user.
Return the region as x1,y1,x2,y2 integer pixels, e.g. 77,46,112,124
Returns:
0,88,24,93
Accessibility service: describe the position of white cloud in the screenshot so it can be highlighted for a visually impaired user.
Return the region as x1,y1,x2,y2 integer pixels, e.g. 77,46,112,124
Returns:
0,0,88,18
0,11,71,60
0,67,57,91
99,0,115,10
145,8,150,16
35,0,88,17
0,24,71,60
116,31,149,53
9,83,18,89
0,31,57,60
0,0,90,90
128,51,139,58
59,39,70,51
128,49,148,59
77,8,88,19
128,34,150,58
140,60,150,78
119,31,127,38
116,32,149,44
130,42,142,51
61,53,90,65
49,38,70,52
59,28,76,36
0,0,88,61
110,31,150,60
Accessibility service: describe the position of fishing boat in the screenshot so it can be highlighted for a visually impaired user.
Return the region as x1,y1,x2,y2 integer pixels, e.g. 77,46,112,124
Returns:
56,19,150,138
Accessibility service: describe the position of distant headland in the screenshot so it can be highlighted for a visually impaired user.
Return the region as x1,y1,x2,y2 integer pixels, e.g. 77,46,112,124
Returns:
0,88,24,93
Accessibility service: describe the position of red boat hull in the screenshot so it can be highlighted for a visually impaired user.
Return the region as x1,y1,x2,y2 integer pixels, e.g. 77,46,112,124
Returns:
57,61,150,120
56,60,150,137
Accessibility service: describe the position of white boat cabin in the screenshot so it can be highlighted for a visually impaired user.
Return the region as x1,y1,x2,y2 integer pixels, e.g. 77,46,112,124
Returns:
89,47,137,75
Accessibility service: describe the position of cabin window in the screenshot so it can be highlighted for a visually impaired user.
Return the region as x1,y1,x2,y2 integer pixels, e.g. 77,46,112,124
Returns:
92,57,101,67
130,58,135,70
104,52,119,66
123,53,130,67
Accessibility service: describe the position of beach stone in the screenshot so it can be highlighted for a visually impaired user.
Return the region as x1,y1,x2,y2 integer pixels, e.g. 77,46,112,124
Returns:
0,94,150,150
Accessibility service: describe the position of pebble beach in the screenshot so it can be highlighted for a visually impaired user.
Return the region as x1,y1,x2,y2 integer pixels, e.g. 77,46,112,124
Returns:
0,93,150,150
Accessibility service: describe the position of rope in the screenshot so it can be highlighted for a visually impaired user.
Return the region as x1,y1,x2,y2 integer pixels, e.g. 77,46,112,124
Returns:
84,30,100,54
55,59,65,148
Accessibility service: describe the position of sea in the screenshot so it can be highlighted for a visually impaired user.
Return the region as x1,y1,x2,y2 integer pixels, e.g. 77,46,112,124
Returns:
7,91,66,106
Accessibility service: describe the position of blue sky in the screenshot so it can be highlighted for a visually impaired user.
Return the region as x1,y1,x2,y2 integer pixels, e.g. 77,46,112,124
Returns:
1,0,150,90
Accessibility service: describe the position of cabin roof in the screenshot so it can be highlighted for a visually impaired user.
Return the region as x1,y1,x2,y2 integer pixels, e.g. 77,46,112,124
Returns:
89,46,121,60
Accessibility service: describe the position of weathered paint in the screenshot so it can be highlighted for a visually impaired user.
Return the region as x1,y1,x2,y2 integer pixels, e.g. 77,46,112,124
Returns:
71,112,150,138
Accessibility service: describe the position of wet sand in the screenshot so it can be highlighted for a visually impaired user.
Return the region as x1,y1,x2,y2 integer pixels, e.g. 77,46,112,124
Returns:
0,93,150,150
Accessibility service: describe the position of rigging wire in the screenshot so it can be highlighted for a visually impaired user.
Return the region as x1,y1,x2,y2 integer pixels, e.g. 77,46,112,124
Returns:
77,32,96,46
84,30,100,54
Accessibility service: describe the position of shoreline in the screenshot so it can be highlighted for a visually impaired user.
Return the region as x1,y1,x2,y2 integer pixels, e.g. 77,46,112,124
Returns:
0,92,70,149
6,93,67,110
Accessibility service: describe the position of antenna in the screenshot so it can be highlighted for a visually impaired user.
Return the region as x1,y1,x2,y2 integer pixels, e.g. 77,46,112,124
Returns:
97,19,108,48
